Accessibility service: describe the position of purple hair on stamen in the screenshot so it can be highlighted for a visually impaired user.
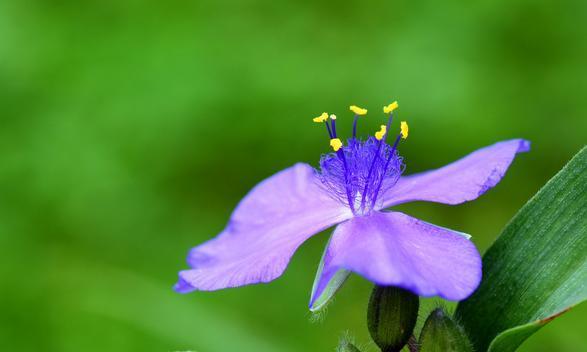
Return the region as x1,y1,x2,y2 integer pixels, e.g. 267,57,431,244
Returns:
317,137,405,215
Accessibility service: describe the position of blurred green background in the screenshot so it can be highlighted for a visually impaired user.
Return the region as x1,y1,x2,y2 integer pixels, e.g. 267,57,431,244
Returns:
1,0,586,351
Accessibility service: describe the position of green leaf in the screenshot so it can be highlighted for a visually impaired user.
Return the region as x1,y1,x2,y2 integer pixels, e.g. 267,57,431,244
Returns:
486,307,574,352
455,146,587,352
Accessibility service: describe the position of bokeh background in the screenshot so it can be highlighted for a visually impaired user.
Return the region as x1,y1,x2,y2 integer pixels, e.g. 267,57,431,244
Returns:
1,0,586,351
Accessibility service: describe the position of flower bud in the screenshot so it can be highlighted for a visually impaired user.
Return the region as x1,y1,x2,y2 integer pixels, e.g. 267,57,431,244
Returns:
367,285,419,352
419,308,473,352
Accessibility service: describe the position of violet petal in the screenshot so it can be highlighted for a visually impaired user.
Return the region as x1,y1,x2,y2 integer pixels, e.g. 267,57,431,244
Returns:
175,163,352,293
310,211,481,303
379,139,530,208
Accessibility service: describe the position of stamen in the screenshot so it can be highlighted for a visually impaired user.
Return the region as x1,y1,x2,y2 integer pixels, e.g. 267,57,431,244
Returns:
358,105,398,210
330,138,343,152
383,101,399,114
313,112,333,138
336,147,356,214
389,133,403,160
313,112,329,123
328,134,356,213
350,105,367,139
401,121,409,139
381,101,399,142
330,114,338,138
350,105,368,116
359,130,385,210
325,121,333,138
370,132,403,209
374,125,387,141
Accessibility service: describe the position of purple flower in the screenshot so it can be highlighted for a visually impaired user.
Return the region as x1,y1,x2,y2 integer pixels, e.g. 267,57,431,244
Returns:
175,103,530,310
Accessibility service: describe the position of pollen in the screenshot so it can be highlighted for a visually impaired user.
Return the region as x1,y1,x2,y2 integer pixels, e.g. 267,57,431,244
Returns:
374,125,387,141
330,114,337,120
400,121,409,139
383,101,399,114
313,112,329,123
350,105,368,116
330,138,343,151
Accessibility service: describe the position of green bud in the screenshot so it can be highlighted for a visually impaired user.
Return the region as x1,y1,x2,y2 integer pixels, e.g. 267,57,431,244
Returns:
419,308,473,352
367,285,419,352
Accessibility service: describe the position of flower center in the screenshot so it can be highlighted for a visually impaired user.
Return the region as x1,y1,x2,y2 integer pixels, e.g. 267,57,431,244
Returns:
313,103,408,215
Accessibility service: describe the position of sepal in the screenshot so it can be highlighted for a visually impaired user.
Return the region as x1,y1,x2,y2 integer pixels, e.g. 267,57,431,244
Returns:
419,308,473,352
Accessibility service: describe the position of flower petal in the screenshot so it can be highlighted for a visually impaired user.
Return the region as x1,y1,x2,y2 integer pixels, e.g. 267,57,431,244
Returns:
175,163,352,293
379,139,530,208
310,211,481,303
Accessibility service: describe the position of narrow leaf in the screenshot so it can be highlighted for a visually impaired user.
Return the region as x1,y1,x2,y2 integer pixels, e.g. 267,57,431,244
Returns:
486,307,573,352
455,146,587,351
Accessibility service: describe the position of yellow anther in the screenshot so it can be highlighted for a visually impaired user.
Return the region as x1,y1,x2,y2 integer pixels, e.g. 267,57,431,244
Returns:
374,125,387,141
400,121,409,139
349,105,368,116
330,138,343,152
330,114,337,120
383,101,399,114
313,112,329,123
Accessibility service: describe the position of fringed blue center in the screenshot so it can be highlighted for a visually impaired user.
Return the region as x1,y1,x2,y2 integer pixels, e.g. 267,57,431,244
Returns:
313,104,407,215
317,136,405,215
